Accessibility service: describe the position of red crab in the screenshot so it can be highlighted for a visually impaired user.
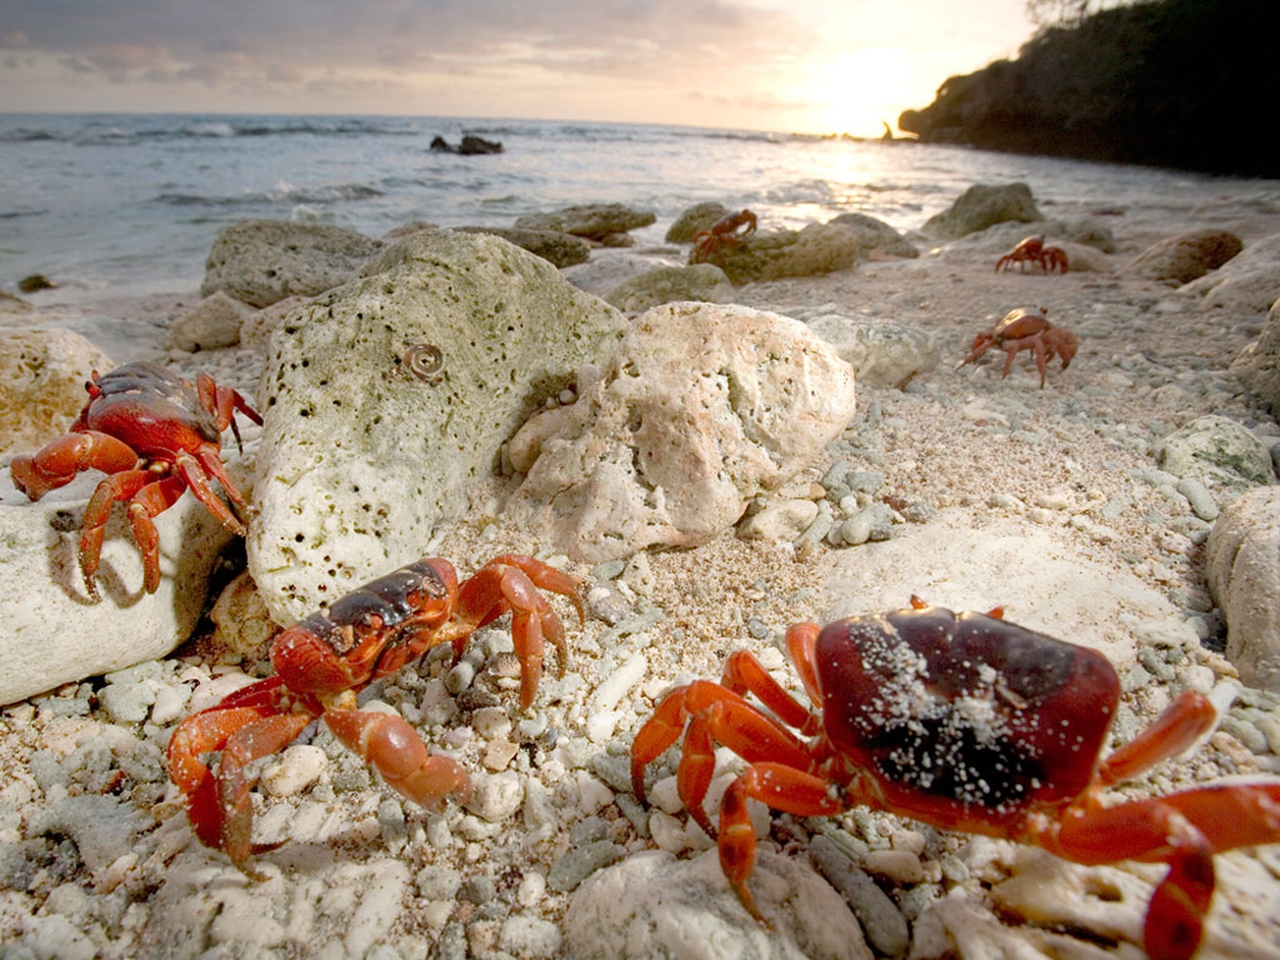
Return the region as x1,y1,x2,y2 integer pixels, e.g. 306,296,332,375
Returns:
166,554,583,875
631,599,1280,960
10,361,260,600
958,306,1078,388
692,208,758,263
996,235,1069,273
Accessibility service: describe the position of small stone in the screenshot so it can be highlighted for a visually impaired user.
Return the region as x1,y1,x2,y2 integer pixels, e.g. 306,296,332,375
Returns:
260,744,327,797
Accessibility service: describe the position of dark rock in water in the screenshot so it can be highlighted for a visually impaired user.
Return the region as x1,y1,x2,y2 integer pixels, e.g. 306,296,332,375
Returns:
430,134,504,155
18,274,56,293
898,0,1280,177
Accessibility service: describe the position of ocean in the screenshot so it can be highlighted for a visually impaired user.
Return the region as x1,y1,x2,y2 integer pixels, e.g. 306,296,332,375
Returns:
3,112,1278,302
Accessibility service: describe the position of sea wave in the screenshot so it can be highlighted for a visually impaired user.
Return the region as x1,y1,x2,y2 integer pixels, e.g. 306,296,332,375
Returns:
154,180,383,208
0,115,421,146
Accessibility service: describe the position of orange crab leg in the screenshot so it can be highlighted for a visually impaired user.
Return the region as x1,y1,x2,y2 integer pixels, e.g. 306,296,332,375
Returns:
718,762,850,921
630,681,812,836
1098,691,1219,786
79,470,185,597
197,372,262,451
10,430,140,500
176,449,249,533
323,705,472,810
721,647,819,735
453,556,584,709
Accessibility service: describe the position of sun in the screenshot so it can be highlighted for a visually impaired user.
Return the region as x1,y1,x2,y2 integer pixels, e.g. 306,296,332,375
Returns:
800,48,916,137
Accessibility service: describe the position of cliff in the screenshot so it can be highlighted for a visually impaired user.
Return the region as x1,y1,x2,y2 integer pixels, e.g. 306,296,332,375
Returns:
898,0,1280,177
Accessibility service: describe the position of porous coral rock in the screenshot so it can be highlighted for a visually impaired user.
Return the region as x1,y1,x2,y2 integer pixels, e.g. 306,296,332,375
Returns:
505,302,857,563
247,228,627,622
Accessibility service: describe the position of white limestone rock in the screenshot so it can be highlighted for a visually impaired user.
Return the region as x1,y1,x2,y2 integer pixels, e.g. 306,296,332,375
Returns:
1205,485,1280,691
0,328,113,459
168,291,254,352
806,314,941,389
0,463,243,705
247,228,628,622
505,302,857,563
562,847,872,960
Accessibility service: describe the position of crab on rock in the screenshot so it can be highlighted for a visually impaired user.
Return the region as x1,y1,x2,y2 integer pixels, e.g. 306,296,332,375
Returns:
10,361,261,599
996,235,1069,273
692,208,758,263
957,306,1078,388
166,554,583,875
631,599,1280,960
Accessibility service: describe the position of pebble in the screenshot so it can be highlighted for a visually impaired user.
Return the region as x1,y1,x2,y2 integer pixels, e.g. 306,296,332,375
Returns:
809,835,910,958
260,744,327,796
1176,476,1219,521
548,840,624,892
467,771,524,823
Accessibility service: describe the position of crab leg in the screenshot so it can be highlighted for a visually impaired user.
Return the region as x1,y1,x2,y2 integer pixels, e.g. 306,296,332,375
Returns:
630,681,812,836
453,556,583,709
1098,691,1219,785
323,705,472,810
10,430,139,500
79,470,185,597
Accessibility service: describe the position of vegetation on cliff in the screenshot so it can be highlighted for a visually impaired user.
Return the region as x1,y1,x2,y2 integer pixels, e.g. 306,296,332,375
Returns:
898,0,1279,177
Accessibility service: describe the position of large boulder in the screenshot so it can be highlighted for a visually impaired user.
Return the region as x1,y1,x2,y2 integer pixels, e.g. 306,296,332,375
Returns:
604,264,735,313
0,329,113,459
454,226,591,268
665,202,730,244
693,222,859,285
201,219,383,308
504,302,857,563
0,453,246,705
1205,485,1280,691
514,203,656,243
247,229,628,623
922,183,1044,240
1121,229,1243,285
1232,296,1280,412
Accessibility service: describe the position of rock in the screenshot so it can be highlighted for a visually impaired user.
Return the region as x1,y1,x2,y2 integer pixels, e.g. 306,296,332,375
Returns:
563,848,872,960
247,228,627,622
1232,296,1280,412
694,222,860,285
603,263,735,313
454,226,591,268
665,202,729,244
505,302,857,564
240,296,312,353
922,183,1044,240
209,571,279,662
200,219,383,308
562,252,682,297
1152,414,1274,498
514,203,656,242
430,134,503,155
19,273,57,293
1184,233,1280,317
806,315,941,389
1205,485,1280,691
168,291,254,353
826,212,919,259
738,498,820,542
1122,228,1244,285
0,462,241,705
0,328,114,459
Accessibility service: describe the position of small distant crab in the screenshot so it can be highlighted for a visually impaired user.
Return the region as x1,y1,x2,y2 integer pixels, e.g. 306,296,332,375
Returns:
9,361,260,599
630,598,1280,960
996,235,1069,273
166,554,583,875
958,306,1078,388
692,209,758,263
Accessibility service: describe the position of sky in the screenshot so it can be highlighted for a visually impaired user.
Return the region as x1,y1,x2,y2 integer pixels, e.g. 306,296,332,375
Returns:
0,0,1041,137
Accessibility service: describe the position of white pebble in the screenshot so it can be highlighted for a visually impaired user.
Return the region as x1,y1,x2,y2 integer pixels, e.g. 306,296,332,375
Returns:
473,706,512,740
516,870,547,906
590,652,648,714
260,744,327,797
148,683,190,725
648,776,685,815
467,771,524,823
